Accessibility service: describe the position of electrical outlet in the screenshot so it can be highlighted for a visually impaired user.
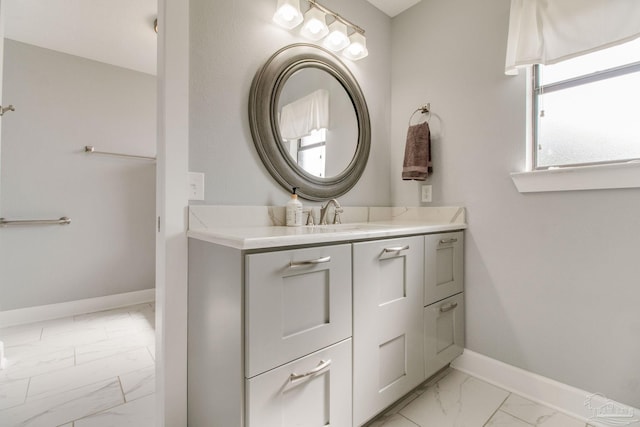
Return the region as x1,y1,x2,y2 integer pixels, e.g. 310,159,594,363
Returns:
188,172,205,201
421,185,432,203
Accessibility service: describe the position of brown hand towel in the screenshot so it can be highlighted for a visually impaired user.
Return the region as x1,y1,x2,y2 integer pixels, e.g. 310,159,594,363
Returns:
402,121,432,181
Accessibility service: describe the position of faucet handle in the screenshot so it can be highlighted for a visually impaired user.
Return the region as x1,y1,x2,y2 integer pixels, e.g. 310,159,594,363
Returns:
305,209,315,226
333,207,343,224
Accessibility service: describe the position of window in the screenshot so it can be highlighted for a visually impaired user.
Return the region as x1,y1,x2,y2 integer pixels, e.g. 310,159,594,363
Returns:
532,38,640,170
282,128,327,178
297,128,327,178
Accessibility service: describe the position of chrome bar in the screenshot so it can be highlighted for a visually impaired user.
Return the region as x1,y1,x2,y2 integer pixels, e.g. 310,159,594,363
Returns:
383,245,410,253
84,145,156,161
0,216,71,227
439,238,458,244
306,0,365,34
289,359,331,382
440,302,458,313
289,256,331,268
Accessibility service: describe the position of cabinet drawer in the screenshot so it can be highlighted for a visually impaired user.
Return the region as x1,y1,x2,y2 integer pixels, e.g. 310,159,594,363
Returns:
424,293,465,378
245,244,352,377
245,338,352,427
424,231,464,306
352,236,425,426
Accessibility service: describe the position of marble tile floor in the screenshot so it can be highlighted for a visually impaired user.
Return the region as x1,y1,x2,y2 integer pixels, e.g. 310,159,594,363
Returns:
0,303,599,427
367,368,595,427
0,303,155,426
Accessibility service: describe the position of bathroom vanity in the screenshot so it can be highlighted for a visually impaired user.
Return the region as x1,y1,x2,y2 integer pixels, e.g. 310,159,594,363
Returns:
186,206,466,427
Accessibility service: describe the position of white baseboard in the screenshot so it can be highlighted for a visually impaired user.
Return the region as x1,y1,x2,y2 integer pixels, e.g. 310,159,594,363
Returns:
0,288,155,328
451,349,640,427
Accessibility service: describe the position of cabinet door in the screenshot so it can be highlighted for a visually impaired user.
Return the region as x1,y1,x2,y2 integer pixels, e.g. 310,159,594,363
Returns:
352,236,424,426
424,231,464,306
246,244,352,378
246,338,352,427
424,293,465,378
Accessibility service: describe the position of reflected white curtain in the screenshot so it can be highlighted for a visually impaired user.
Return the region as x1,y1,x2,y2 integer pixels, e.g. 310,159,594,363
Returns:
505,0,640,75
279,89,329,140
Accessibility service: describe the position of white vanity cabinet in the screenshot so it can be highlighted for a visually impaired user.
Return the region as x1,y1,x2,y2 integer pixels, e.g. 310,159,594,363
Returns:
188,240,353,427
423,232,465,379
352,236,425,426
188,227,465,427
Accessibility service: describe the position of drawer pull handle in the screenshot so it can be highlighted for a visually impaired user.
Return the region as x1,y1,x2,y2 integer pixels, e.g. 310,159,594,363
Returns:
439,302,458,313
439,238,458,244
383,245,410,253
289,256,331,268
289,359,332,382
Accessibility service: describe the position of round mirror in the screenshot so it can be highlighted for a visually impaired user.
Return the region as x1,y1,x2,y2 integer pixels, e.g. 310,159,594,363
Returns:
249,44,370,201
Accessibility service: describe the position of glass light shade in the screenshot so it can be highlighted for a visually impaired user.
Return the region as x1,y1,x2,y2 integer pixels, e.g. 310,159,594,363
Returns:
300,7,329,41
323,21,350,52
273,0,303,30
343,32,368,60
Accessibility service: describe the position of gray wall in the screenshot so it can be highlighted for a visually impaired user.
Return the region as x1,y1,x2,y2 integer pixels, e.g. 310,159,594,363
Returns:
187,0,639,410
189,0,392,206
391,0,640,408
0,40,156,310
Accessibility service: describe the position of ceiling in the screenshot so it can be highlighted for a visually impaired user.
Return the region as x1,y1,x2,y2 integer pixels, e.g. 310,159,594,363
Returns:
2,0,419,76
366,0,422,17
4,0,158,75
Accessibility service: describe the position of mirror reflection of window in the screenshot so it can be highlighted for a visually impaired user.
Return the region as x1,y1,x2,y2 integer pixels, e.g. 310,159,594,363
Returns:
298,128,327,177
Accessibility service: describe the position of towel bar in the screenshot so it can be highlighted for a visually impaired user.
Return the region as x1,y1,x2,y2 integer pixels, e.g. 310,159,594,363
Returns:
84,146,156,161
0,217,71,227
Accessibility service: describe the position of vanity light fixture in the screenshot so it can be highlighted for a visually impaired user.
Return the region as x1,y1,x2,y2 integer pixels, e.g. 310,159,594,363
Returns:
273,0,368,61
273,0,304,30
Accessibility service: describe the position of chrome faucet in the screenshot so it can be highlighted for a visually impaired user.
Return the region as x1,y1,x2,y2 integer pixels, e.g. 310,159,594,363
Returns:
319,199,343,225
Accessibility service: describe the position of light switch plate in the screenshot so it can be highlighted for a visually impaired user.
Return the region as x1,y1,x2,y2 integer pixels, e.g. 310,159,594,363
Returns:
188,172,205,201
421,185,432,202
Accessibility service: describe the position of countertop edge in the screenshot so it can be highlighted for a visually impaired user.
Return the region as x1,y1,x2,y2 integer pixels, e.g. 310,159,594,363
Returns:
187,222,467,250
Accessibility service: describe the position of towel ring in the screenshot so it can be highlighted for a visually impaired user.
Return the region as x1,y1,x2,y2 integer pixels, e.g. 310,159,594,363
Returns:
408,103,431,126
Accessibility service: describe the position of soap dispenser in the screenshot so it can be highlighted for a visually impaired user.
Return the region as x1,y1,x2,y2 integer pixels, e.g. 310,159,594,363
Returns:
286,187,303,227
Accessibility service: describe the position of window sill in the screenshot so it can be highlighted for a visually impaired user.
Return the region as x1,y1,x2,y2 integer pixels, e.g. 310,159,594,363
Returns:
511,161,640,193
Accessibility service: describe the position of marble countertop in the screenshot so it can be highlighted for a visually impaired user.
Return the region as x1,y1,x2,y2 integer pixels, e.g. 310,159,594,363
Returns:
187,206,467,250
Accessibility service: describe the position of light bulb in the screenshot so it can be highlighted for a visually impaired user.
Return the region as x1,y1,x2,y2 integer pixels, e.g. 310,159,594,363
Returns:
343,32,368,60
300,7,329,41
273,0,303,30
323,21,350,52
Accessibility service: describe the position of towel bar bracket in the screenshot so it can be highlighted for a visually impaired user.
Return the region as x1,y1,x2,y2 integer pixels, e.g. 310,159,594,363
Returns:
0,105,15,116
409,103,431,126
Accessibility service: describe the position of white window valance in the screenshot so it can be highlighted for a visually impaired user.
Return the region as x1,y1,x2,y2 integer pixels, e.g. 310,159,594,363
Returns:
279,89,329,140
505,0,640,75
